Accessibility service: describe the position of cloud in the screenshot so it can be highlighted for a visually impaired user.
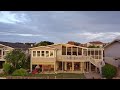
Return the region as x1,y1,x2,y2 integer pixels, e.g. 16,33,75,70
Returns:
0,11,120,43
0,11,28,24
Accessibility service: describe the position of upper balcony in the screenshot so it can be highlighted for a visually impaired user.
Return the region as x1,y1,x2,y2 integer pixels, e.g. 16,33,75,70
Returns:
57,55,90,62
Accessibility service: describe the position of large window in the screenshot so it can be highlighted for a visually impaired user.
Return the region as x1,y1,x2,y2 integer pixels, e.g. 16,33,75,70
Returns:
41,51,44,57
37,51,40,56
33,51,36,57
50,51,53,57
46,51,49,57
78,48,82,55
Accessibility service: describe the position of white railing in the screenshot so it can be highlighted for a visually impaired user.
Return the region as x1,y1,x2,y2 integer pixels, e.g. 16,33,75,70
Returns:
89,56,105,68
57,55,91,61
57,55,105,68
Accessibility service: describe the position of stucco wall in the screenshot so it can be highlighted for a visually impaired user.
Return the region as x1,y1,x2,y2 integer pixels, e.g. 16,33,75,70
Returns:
104,42,120,57
104,57,119,67
104,42,120,67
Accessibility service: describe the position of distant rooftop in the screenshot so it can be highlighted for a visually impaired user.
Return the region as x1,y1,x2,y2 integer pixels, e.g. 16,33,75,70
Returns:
0,41,32,49
89,41,104,44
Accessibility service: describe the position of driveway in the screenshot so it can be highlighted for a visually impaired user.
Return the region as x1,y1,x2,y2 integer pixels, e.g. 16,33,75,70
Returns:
84,72,102,79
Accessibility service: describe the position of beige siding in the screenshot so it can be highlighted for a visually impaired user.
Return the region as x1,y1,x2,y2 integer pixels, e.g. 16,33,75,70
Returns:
31,57,56,64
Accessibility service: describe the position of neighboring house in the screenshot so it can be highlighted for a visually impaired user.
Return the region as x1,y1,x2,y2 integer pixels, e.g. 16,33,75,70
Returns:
0,41,31,69
67,41,81,46
86,41,104,48
29,43,105,74
104,39,120,67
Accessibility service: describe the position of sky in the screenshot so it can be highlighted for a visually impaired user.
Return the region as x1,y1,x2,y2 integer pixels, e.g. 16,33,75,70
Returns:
0,11,120,43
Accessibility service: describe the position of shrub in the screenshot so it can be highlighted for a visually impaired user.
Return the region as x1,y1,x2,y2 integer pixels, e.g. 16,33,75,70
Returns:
3,63,11,74
102,64,117,79
12,68,28,76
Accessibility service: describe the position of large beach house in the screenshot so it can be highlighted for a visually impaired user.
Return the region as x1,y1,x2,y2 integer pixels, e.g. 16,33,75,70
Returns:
29,43,105,74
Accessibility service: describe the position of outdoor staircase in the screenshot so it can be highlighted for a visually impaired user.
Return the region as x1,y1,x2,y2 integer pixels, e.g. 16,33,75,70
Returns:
89,56,105,74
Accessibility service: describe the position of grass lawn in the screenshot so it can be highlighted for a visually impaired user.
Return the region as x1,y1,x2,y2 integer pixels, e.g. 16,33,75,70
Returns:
0,73,86,79
27,73,86,79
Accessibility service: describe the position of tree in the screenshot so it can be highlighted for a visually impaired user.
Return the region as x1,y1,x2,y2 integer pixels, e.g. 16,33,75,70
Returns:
34,41,54,47
3,63,11,74
102,64,117,79
5,49,27,70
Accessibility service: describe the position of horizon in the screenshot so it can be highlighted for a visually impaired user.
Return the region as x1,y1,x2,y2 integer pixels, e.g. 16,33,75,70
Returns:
0,11,120,43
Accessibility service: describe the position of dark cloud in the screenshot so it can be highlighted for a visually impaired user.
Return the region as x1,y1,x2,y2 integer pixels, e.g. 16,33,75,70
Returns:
0,11,120,43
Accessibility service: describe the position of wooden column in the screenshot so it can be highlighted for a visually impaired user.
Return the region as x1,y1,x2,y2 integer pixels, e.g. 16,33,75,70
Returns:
42,65,44,72
71,47,73,55
1,49,3,59
86,62,88,72
83,62,84,73
80,62,82,72
62,62,63,71
54,62,56,72
77,47,78,56
65,62,67,71
89,62,91,72
30,60,32,72
66,46,67,55
72,62,74,71
82,49,83,55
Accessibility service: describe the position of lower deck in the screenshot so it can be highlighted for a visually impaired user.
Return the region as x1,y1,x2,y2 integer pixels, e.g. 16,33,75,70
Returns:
32,61,100,74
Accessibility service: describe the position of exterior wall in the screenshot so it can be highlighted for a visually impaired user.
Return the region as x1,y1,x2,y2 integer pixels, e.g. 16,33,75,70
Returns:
30,44,103,73
104,42,120,57
31,57,56,65
104,42,120,67
30,47,57,71
0,45,13,61
104,57,120,67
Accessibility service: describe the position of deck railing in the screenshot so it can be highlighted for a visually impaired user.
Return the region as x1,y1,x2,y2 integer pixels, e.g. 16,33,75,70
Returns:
57,55,105,68
57,55,91,61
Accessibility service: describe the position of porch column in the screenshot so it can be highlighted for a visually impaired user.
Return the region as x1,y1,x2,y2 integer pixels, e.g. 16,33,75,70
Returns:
81,62,84,73
66,46,67,55
82,49,83,55
42,65,44,72
1,49,3,59
89,62,91,72
71,47,73,55
54,62,56,72
30,61,32,72
72,62,74,71
65,62,67,71
80,62,82,72
83,62,86,71
77,47,78,56
102,49,103,60
62,62,63,71
87,62,89,72
81,62,83,72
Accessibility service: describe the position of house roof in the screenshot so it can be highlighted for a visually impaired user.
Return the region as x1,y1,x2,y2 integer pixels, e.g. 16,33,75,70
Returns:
89,41,103,44
29,45,57,50
0,41,31,49
104,39,120,48
29,43,88,50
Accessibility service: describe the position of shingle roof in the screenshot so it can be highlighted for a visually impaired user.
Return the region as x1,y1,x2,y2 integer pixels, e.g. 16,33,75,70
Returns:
89,41,103,44
0,41,31,49
104,39,120,48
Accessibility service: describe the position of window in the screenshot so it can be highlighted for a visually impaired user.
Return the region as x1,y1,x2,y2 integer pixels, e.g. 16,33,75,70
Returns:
33,51,36,57
37,51,40,56
46,51,49,57
95,50,98,55
50,51,53,57
41,51,44,57
99,50,101,55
